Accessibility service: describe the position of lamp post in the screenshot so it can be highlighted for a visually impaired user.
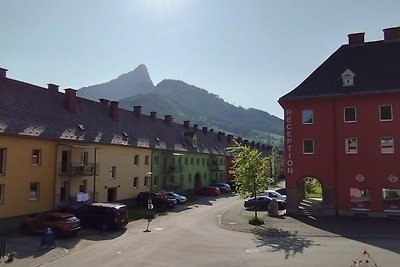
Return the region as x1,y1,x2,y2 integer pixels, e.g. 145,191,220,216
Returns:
144,171,153,233
173,153,183,193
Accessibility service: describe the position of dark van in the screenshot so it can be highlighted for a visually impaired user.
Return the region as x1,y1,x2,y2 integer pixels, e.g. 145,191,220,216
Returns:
75,202,128,231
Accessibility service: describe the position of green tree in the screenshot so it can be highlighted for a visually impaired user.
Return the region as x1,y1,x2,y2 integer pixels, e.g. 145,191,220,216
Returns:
227,141,270,221
270,146,281,184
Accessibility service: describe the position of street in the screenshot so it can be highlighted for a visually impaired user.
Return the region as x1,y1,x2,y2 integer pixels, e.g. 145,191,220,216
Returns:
34,195,400,267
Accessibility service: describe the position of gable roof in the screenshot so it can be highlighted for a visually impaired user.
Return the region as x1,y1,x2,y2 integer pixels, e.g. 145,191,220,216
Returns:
279,39,400,102
0,75,271,156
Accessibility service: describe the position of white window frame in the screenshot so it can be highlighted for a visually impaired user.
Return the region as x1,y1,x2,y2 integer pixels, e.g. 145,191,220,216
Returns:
379,105,393,121
344,107,357,123
345,138,358,154
381,137,394,154
302,109,314,124
303,139,315,154
32,149,41,166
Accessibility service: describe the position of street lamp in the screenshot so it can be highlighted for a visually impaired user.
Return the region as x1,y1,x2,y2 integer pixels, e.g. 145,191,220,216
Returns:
147,172,153,210
173,153,183,193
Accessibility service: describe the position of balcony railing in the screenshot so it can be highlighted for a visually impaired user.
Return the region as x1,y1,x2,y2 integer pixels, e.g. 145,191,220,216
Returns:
162,164,184,173
209,165,226,171
58,162,98,176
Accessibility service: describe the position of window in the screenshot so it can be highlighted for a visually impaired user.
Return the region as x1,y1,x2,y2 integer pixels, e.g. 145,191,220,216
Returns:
381,137,394,154
133,177,138,188
110,166,116,179
153,176,158,187
154,156,159,166
196,158,200,165
134,155,139,166
190,158,194,166
0,148,5,175
188,174,192,183
144,176,148,187
380,105,392,121
344,107,356,122
0,184,4,204
170,175,175,185
350,188,370,210
302,109,313,124
345,138,358,154
382,189,400,211
145,155,149,166
341,69,355,87
79,180,87,192
32,149,41,165
303,139,314,154
185,158,188,166
29,182,40,200
202,158,205,166
80,152,88,165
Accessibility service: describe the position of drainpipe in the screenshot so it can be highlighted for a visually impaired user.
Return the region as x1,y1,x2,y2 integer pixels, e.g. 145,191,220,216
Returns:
93,147,98,202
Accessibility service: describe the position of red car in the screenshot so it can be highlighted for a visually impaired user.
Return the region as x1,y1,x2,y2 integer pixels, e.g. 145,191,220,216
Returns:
20,212,81,236
197,186,220,196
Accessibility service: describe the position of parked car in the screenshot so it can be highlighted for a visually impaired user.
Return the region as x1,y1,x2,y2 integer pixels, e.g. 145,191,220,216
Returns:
20,212,81,236
215,183,231,194
197,186,220,196
166,192,187,204
244,195,286,210
136,192,177,209
75,202,128,231
261,190,286,200
275,188,286,197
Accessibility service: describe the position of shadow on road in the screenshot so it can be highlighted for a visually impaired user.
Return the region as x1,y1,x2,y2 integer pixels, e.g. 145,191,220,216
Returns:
251,227,320,259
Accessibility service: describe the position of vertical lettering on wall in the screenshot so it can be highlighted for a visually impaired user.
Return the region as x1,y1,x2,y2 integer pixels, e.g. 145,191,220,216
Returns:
285,109,294,174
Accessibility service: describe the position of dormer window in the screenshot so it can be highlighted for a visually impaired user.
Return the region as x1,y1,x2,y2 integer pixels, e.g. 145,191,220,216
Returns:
341,69,355,87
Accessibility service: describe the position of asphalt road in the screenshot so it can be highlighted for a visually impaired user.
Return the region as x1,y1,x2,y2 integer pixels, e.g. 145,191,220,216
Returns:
38,195,399,267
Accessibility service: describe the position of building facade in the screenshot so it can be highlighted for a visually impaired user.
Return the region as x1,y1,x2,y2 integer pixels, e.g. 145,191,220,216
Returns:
279,27,400,217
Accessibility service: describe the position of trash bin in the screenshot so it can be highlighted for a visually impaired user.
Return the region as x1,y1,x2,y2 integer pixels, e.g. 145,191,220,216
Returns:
40,228,55,249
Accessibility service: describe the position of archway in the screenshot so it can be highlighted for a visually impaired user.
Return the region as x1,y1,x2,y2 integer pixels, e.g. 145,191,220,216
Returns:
296,176,324,217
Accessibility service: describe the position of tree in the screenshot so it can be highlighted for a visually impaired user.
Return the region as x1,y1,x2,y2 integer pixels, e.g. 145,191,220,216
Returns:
270,146,281,184
227,141,270,221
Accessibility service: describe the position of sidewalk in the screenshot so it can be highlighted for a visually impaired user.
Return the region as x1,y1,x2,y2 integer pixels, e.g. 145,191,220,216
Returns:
219,201,400,238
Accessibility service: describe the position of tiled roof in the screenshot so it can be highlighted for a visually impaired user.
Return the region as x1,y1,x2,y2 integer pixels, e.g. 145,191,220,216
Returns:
0,76,270,156
279,40,400,102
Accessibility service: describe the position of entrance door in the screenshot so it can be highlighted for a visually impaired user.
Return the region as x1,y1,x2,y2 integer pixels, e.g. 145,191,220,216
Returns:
107,187,117,202
194,173,202,192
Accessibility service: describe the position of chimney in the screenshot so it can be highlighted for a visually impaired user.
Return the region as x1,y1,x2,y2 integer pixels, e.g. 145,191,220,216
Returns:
47,83,59,93
99,98,110,106
348,32,365,45
209,128,214,133
262,144,266,151
236,137,242,144
217,131,222,141
202,126,208,134
64,88,77,112
243,140,248,146
164,115,172,126
383,27,400,41
109,101,119,121
193,124,198,130
251,141,255,148
184,121,190,129
150,111,157,121
0,68,7,79
256,143,260,149
227,134,233,143
133,106,142,118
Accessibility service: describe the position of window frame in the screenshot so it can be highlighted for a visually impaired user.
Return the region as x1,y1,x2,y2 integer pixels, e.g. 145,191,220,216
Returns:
133,177,139,188
0,148,6,175
302,109,314,124
379,105,393,121
344,107,357,123
381,136,394,154
145,155,149,166
110,166,116,179
32,149,41,166
134,155,140,166
29,182,40,200
303,139,315,154
345,138,358,154
0,184,4,204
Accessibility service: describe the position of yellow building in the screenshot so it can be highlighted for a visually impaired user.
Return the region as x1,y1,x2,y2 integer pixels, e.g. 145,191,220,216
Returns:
0,135,57,219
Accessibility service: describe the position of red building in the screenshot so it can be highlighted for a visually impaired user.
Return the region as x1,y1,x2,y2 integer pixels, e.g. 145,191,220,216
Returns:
279,27,400,217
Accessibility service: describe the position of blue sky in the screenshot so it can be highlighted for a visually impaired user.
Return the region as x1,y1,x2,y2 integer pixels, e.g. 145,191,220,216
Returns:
1,0,400,119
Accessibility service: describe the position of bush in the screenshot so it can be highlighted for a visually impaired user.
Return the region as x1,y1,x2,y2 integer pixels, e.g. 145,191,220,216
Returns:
249,217,264,225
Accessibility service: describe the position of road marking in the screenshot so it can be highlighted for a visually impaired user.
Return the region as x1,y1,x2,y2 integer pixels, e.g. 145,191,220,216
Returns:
154,228,164,231
245,249,258,253
228,222,237,225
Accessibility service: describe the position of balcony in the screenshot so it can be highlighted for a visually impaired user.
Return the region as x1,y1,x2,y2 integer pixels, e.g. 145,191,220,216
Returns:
58,162,98,177
162,164,184,174
209,165,226,171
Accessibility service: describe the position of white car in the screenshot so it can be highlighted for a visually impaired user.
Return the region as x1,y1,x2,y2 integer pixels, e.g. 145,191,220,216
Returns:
262,190,286,200
216,183,231,193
